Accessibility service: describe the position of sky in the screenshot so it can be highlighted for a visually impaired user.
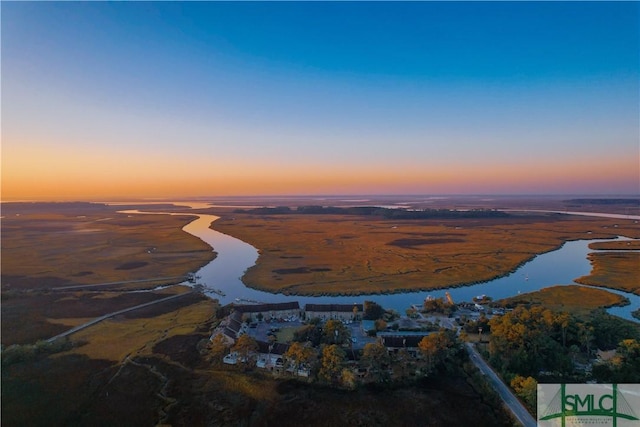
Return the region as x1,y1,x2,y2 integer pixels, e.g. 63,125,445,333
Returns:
2,1,639,200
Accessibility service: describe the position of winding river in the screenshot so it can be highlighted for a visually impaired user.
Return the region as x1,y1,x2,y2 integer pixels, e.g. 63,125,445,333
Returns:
122,207,639,322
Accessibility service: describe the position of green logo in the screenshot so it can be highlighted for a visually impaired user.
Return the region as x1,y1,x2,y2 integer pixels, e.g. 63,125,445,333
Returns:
538,384,639,427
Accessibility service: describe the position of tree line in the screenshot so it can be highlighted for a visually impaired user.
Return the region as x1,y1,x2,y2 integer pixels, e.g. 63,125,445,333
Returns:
233,205,510,219
486,306,640,410
208,324,464,390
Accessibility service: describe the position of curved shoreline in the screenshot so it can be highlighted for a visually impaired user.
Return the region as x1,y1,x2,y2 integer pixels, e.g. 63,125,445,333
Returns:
233,237,628,298
123,204,640,322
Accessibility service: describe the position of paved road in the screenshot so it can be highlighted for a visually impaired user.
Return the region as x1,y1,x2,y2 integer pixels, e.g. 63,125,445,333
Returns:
465,343,537,427
52,276,186,291
46,291,195,343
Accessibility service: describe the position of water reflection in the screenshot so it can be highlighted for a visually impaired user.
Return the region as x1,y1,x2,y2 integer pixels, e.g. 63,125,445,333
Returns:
174,213,638,323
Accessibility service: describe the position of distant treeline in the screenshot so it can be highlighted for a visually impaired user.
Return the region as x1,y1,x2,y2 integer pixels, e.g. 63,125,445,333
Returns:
565,198,640,205
233,205,510,219
0,201,112,215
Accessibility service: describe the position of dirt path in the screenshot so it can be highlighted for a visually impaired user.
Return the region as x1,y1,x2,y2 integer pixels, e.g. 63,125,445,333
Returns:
45,291,196,343
51,276,187,291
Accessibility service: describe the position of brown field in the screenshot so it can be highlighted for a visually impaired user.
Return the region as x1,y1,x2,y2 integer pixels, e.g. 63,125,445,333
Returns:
212,213,640,296
575,252,640,295
64,295,215,361
1,289,189,345
588,240,640,250
1,202,216,345
497,285,629,316
1,203,214,290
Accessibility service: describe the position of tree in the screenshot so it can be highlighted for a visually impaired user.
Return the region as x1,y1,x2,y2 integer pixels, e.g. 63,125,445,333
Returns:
391,348,413,382
361,342,391,383
318,344,345,384
488,306,568,377
232,334,258,366
555,312,571,348
210,334,230,365
577,322,594,356
422,297,454,315
284,341,315,373
418,330,457,375
609,339,640,382
323,319,350,345
464,313,491,334
340,368,357,389
293,324,322,346
363,301,384,320
510,375,537,410
589,310,639,350
374,319,387,331
418,334,440,374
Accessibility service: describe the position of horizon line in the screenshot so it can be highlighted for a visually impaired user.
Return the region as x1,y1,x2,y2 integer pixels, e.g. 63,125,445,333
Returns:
2,193,639,204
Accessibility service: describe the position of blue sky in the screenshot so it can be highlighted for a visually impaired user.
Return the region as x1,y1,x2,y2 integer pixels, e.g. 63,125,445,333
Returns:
2,2,639,199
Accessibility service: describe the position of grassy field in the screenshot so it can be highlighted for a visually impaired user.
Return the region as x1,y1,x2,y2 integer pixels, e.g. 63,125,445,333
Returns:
588,240,640,250
65,294,215,361
1,292,218,426
1,289,189,345
1,202,216,346
497,285,629,317
575,252,640,295
212,212,639,296
1,202,214,290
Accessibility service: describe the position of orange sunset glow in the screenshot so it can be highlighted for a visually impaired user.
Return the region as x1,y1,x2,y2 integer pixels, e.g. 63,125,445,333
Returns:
2,2,638,201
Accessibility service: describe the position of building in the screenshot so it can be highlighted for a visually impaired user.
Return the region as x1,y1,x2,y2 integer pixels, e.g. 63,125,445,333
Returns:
254,341,310,377
304,303,364,321
234,302,301,322
379,333,430,357
255,341,289,369
222,310,244,342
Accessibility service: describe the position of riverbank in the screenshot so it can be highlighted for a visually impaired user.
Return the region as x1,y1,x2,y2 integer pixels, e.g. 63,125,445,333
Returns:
497,285,630,317
575,252,640,295
212,212,640,296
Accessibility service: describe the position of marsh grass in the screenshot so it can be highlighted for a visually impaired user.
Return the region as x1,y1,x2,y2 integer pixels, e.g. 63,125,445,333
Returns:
213,214,639,296
575,252,640,295
589,240,640,250
1,289,193,345
1,208,214,290
1,203,215,345
497,285,628,316
64,299,215,361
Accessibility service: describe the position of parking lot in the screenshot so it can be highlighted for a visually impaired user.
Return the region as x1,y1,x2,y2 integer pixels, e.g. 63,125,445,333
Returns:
241,318,377,350
244,319,304,342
